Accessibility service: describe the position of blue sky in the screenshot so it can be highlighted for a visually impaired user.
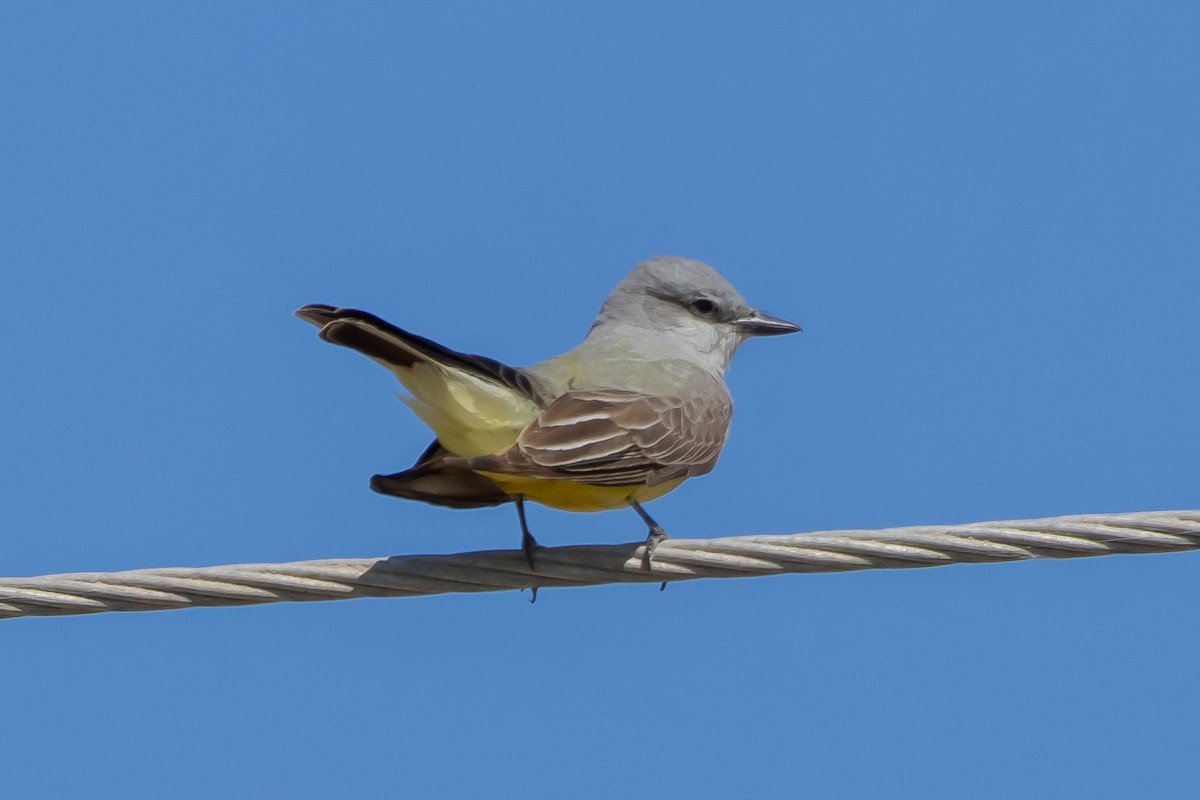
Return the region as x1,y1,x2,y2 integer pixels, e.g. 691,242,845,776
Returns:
2,2,1198,797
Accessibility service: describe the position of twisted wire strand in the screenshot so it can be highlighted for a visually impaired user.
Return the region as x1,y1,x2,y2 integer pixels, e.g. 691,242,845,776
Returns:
2,510,1197,620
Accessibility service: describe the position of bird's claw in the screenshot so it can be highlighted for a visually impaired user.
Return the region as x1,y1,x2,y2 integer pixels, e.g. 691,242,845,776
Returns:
642,525,668,572
520,530,540,571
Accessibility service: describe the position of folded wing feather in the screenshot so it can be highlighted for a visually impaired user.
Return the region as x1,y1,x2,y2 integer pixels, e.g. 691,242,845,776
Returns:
454,384,732,487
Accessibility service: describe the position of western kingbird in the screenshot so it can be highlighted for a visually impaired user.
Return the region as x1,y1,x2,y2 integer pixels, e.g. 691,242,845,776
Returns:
296,256,801,566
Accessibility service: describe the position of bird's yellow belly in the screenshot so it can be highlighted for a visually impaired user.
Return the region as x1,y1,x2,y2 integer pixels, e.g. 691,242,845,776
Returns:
477,472,686,512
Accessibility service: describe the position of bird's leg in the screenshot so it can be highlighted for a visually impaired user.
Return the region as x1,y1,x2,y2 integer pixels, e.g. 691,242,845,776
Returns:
629,499,669,574
514,496,539,570
514,496,540,603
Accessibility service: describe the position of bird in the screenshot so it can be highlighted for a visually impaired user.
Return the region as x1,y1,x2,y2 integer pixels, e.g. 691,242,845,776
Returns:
296,255,801,569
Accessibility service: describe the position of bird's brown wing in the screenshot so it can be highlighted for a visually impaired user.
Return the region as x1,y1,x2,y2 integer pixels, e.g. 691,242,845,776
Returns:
454,385,732,487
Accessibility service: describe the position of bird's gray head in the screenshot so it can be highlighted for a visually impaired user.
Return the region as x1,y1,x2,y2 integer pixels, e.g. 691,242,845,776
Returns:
588,256,801,374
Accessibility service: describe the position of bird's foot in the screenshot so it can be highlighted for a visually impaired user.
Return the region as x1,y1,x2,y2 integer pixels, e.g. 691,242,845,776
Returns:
515,497,540,603
642,525,668,572
521,529,540,570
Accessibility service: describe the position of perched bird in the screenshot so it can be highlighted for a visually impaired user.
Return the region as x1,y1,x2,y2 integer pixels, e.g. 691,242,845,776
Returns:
296,256,801,566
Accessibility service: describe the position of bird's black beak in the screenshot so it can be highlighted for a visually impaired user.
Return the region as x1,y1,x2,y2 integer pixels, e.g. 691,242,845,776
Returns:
735,311,803,336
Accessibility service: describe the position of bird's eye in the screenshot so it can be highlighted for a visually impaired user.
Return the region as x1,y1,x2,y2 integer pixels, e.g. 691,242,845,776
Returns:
690,298,717,316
